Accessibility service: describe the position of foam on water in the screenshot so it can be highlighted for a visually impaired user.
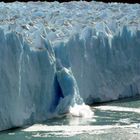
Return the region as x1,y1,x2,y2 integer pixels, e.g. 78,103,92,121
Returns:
23,125,140,138
22,123,140,138
94,106,140,114
23,124,139,132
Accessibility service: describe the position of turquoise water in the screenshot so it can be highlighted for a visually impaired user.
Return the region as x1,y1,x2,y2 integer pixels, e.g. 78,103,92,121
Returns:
0,97,140,140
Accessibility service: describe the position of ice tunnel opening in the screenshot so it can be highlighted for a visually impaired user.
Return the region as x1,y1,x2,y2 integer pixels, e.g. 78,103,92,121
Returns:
50,75,64,113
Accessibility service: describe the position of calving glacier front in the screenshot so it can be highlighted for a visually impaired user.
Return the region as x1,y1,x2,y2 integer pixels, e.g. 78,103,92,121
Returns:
0,1,140,131
0,29,93,131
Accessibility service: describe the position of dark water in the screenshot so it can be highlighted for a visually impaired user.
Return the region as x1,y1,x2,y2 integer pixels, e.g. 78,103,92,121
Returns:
0,98,140,140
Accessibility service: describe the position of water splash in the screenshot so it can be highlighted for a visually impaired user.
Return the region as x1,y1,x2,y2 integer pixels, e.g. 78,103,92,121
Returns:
70,103,93,118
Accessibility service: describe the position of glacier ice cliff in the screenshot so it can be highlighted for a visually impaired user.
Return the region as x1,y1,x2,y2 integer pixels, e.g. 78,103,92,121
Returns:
0,1,140,131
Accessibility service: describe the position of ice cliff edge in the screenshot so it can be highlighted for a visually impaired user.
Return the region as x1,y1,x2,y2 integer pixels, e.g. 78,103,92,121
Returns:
0,1,140,131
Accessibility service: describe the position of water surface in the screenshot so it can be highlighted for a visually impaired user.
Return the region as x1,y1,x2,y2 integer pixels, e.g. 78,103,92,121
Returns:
0,97,140,140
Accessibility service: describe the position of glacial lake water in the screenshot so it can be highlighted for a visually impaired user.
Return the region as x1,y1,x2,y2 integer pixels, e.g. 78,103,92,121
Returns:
0,97,140,140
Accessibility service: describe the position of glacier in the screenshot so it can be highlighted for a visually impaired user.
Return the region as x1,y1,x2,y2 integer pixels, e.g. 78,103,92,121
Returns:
0,1,140,131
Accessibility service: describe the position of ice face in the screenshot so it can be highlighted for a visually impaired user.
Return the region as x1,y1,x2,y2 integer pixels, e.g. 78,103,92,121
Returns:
0,1,140,131
65,26,140,104
0,30,56,130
